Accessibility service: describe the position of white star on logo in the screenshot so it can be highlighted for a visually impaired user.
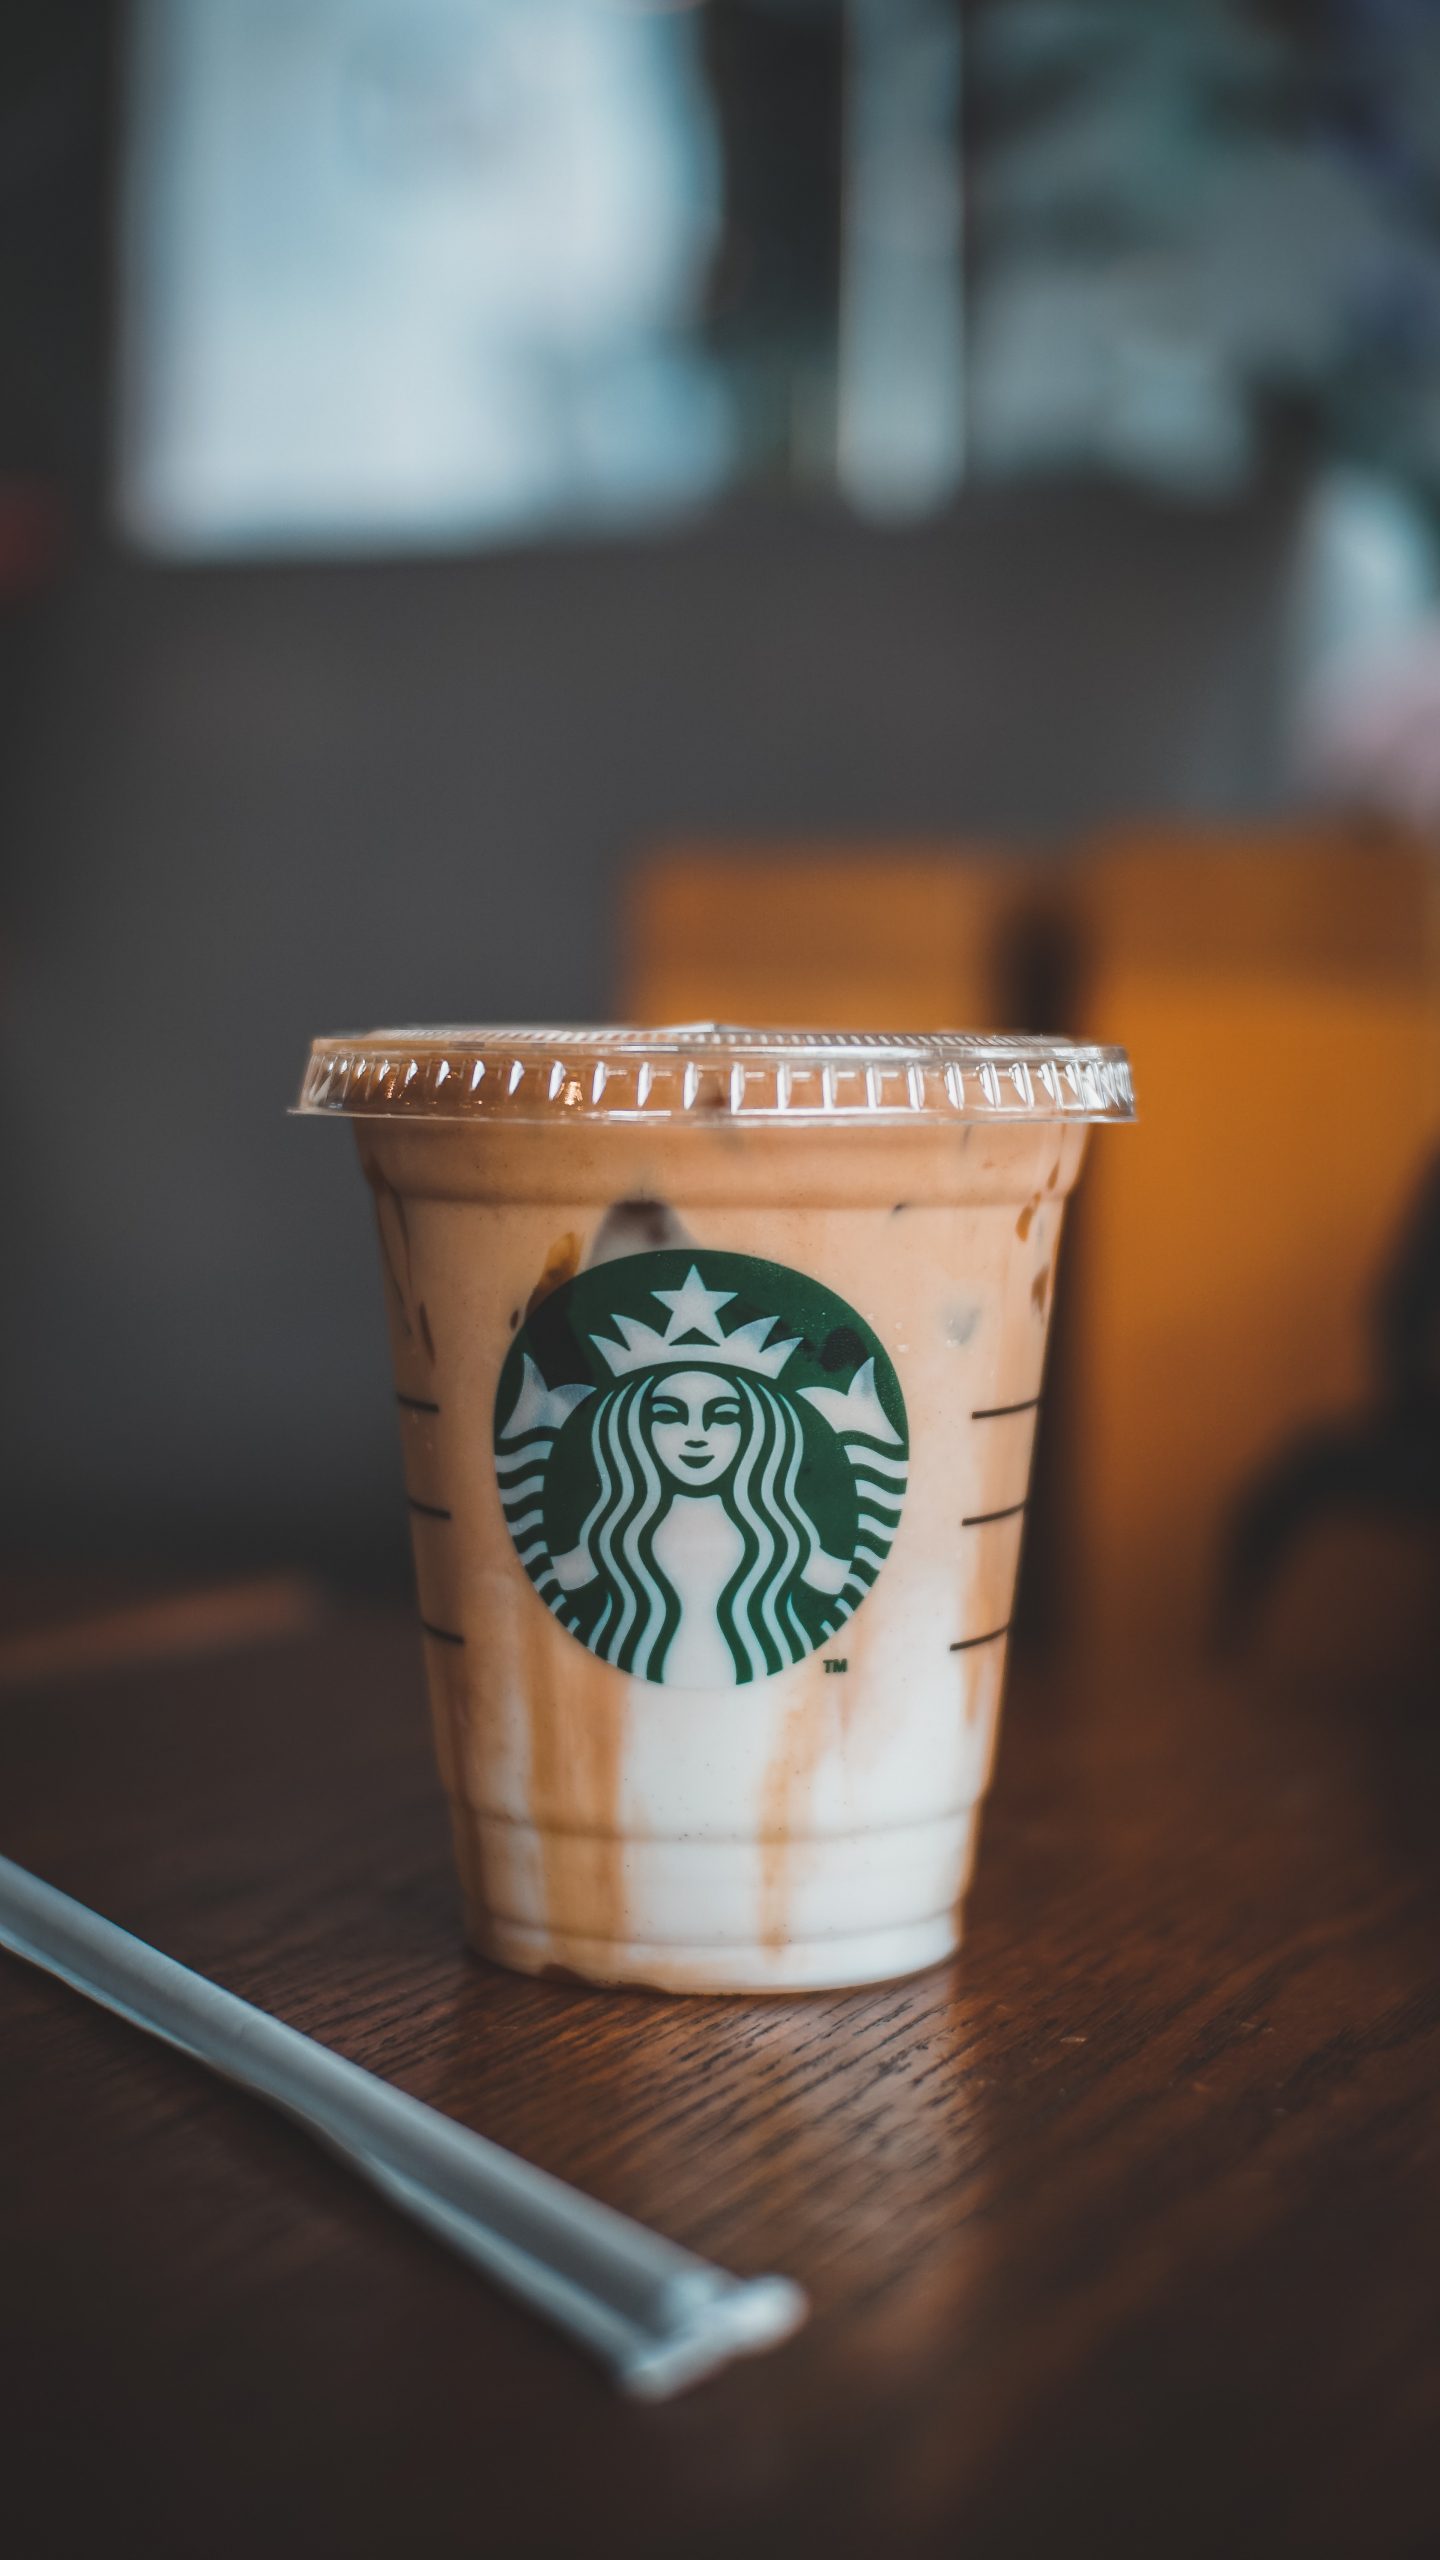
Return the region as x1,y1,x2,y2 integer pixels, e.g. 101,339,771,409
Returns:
652,1265,735,1346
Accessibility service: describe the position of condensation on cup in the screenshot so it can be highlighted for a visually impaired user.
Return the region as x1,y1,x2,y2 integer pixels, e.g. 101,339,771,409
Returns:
297,1026,1134,1994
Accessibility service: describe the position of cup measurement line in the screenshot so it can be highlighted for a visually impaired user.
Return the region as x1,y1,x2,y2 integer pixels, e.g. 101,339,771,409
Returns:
950,1622,1012,1651
407,1497,452,1520
961,1500,1028,1528
971,1395,1042,1420
420,1619,465,1646
396,1392,440,1415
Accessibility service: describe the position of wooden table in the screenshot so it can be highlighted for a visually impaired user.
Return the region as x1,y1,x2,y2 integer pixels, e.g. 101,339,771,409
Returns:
4,1600,1439,2559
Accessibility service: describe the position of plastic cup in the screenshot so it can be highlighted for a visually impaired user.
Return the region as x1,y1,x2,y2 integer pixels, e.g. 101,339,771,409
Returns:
297,1026,1132,1993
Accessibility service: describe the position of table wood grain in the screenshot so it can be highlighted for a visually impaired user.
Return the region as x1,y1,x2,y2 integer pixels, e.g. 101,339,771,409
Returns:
3,1605,1439,2560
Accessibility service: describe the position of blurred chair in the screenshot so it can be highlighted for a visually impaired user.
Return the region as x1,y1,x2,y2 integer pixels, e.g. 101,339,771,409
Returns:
623,842,1044,1029
1064,820,1440,1662
1215,1143,1440,1676
622,823,1440,1664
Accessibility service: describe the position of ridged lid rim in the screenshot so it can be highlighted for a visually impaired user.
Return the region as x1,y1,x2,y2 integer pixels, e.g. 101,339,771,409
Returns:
296,1025,1133,1123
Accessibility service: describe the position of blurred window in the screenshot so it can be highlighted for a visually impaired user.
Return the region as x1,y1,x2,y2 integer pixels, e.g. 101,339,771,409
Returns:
119,1,1440,557
120,0,732,551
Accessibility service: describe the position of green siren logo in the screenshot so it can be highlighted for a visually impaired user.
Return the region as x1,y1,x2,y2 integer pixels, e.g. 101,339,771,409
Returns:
494,1249,908,1688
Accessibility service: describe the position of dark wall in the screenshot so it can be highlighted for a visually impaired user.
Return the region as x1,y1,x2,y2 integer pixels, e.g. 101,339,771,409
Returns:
1,478,1299,1581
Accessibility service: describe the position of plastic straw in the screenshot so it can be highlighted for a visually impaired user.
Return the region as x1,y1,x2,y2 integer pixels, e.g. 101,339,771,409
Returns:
0,1853,806,2397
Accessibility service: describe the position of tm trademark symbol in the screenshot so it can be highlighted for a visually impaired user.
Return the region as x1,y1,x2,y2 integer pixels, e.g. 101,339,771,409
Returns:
824,1657,848,1675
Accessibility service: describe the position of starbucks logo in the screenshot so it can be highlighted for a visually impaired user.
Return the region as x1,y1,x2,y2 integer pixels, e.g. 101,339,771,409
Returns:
494,1250,909,1688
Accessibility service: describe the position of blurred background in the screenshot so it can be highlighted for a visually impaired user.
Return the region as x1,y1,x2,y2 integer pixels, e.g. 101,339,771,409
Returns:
2,0,1438,1672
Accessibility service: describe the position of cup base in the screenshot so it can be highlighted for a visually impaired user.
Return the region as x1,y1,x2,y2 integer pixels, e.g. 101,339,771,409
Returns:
466,1907,964,1996
451,1796,982,1995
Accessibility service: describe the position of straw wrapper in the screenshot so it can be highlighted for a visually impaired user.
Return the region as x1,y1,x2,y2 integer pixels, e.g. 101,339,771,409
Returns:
0,1853,806,2397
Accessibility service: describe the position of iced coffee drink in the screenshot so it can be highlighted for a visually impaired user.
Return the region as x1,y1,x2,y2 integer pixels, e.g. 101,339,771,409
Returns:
298,1027,1132,1992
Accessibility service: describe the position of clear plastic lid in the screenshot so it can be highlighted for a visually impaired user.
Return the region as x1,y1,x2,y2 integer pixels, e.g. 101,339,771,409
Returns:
297,1025,1133,1124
